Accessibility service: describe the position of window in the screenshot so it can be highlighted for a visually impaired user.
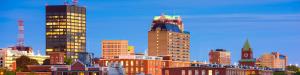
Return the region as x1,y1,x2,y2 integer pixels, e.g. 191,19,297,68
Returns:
215,70,220,75
121,61,124,66
165,70,169,75
182,70,185,75
195,70,199,75
208,70,212,75
202,70,205,75
188,70,192,75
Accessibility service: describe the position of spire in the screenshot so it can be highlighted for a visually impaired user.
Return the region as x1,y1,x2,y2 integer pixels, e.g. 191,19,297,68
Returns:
243,39,251,51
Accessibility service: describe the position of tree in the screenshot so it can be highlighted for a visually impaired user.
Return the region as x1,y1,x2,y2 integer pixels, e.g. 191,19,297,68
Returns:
42,59,50,65
273,71,285,75
16,56,39,72
4,71,16,75
286,65,299,72
295,71,300,75
64,57,73,65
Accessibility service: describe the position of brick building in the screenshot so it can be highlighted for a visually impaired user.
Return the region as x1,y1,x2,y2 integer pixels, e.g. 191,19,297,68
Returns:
239,39,256,66
257,52,288,69
97,55,192,75
162,64,273,75
209,49,231,65
101,40,134,59
17,61,105,75
48,52,65,65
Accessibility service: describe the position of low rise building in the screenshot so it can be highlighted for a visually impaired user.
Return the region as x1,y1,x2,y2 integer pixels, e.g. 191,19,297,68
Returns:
101,40,135,59
0,48,49,70
162,64,273,75
257,52,288,69
48,52,65,65
16,61,106,75
97,55,193,75
209,49,231,65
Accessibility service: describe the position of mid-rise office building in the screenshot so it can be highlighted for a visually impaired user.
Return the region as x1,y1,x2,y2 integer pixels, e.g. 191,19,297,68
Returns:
101,40,134,59
45,4,86,59
257,52,288,69
148,14,190,61
209,49,231,65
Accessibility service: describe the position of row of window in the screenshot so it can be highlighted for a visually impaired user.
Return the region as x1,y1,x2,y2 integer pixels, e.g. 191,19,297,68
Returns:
46,22,86,26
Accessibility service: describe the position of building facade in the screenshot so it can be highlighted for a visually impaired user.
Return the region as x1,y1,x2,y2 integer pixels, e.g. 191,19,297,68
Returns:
98,55,163,75
17,61,105,75
48,52,65,65
162,65,273,75
101,40,134,59
209,49,231,65
97,55,192,75
0,48,49,70
257,52,288,69
148,14,190,61
46,4,86,59
239,39,256,66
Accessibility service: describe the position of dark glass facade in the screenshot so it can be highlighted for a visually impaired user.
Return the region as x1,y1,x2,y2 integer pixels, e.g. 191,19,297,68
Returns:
46,5,86,59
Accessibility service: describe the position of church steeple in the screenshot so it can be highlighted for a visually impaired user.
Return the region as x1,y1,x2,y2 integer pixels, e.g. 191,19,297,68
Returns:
243,39,251,51
239,39,256,66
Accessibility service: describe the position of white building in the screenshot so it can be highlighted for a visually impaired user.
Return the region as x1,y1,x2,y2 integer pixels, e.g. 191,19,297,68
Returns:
0,47,49,70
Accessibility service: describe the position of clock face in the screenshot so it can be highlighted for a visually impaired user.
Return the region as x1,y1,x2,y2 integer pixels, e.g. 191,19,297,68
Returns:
244,53,248,57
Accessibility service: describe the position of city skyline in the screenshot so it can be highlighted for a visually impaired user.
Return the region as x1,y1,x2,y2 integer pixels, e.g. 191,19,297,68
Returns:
0,0,300,65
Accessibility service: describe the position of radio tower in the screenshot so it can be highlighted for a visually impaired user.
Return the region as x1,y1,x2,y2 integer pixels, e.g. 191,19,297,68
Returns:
17,19,24,47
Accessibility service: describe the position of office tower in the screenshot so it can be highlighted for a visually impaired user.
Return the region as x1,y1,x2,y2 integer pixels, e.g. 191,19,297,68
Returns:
148,14,190,61
239,39,256,66
257,52,288,69
45,4,86,59
102,40,134,59
209,49,231,65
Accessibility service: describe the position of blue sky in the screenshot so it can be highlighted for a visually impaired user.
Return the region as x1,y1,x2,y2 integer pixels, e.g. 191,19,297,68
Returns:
0,0,300,65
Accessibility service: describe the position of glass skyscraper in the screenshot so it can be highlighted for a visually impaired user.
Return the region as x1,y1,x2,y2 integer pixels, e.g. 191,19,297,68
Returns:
46,5,86,59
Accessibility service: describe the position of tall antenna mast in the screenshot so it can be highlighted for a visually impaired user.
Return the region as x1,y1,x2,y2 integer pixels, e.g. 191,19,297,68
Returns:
17,19,24,47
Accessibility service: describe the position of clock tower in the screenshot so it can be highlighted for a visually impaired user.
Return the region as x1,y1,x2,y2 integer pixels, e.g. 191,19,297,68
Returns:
239,39,256,66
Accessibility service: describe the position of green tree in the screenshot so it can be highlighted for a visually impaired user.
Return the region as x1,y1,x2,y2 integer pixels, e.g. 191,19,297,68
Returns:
286,65,299,72
4,71,16,75
64,57,73,65
16,56,39,72
295,71,300,75
42,59,50,65
273,72,285,75
28,72,35,75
